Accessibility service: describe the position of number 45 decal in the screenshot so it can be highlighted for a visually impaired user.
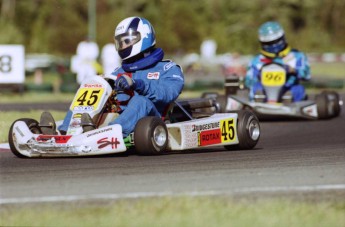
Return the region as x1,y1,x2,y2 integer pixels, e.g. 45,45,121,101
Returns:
71,88,104,109
220,118,236,143
77,90,101,106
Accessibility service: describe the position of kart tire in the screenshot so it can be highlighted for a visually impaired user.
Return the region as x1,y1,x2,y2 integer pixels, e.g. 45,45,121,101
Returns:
134,116,168,155
315,91,340,119
321,91,341,118
8,118,41,158
316,93,333,119
225,110,260,150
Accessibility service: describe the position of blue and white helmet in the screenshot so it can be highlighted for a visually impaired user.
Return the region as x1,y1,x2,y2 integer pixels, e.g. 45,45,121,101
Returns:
114,17,156,60
258,21,287,54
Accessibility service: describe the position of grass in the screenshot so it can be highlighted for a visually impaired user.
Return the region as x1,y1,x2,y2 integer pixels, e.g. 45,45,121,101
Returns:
1,196,344,227
310,62,345,78
0,92,74,103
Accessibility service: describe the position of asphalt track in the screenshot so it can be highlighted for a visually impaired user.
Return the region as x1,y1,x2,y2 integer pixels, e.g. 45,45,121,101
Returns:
0,95,344,204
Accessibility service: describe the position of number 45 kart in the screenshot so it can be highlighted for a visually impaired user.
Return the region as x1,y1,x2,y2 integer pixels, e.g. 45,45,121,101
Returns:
8,75,261,158
203,63,342,120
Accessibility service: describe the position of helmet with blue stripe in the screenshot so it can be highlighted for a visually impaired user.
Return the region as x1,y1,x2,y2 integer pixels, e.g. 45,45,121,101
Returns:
114,17,156,61
258,21,288,55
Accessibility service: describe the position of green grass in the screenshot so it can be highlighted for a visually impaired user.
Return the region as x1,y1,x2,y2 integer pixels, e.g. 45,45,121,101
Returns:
0,92,74,103
310,62,345,78
1,196,344,227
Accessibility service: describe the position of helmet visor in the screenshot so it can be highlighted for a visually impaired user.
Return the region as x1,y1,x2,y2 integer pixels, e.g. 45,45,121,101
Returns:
261,36,286,54
114,30,141,51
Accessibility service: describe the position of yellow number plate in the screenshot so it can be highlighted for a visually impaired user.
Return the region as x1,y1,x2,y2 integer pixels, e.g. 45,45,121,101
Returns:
220,118,236,143
261,71,286,86
70,88,104,111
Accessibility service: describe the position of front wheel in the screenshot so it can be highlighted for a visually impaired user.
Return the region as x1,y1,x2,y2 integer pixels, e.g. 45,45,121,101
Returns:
134,117,168,155
224,110,260,150
8,118,41,158
315,91,341,119
321,91,341,118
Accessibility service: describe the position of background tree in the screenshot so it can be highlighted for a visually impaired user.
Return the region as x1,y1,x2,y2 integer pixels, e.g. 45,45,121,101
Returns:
0,0,344,56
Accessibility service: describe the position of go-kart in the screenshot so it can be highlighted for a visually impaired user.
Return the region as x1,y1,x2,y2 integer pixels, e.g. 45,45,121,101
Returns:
203,63,342,120
8,75,261,158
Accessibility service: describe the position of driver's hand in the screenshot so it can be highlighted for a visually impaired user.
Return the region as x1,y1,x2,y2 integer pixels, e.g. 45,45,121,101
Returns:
115,75,133,91
115,74,145,94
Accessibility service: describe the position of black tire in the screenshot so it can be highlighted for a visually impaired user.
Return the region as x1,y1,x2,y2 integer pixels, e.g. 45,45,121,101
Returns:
321,91,341,118
224,110,260,150
8,118,41,158
134,117,168,155
315,93,327,119
316,91,342,119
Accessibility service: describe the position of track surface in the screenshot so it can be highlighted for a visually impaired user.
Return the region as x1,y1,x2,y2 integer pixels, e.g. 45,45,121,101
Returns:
1,96,344,204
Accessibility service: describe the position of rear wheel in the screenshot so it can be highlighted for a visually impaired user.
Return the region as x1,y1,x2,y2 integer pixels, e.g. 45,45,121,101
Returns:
134,117,168,155
225,110,260,150
8,118,41,158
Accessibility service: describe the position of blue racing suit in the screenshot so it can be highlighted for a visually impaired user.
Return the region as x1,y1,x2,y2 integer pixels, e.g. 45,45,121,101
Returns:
245,49,310,102
58,48,184,137
109,60,184,137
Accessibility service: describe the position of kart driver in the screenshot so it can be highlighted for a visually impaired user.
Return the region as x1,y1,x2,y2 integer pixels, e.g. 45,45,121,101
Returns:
54,16,184,137
245,21,310,102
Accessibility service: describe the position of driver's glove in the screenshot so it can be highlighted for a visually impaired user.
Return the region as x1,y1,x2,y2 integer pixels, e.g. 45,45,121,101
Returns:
115,75,145,94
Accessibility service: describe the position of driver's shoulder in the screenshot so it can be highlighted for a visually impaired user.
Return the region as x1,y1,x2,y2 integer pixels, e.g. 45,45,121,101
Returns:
156,59,182,71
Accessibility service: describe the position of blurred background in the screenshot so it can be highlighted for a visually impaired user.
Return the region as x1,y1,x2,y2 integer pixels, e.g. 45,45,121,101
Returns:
0,0,344,94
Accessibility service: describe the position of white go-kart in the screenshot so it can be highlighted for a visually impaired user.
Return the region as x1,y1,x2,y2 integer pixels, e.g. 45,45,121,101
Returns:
9,75,260,158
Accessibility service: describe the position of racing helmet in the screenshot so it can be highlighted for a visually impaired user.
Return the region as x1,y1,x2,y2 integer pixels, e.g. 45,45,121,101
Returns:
258,21,288,55
114,17,156,61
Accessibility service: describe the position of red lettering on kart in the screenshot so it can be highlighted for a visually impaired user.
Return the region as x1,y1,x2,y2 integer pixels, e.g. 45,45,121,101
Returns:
97,137,120,149
36,135,72,144
83,84,103,88
199,129,221,146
